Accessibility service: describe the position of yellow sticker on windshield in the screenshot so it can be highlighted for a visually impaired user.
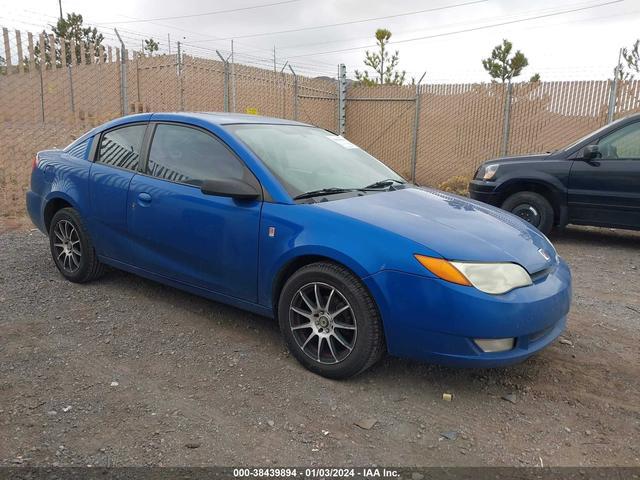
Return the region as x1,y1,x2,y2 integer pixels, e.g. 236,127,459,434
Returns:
327,135,358,149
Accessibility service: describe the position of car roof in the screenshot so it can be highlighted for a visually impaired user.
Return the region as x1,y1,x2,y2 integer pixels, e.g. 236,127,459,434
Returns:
180,112,311,126
134,112,310,127
67,112,315,151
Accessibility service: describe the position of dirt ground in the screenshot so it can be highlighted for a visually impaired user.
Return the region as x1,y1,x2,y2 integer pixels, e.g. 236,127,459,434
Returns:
0,219,638,467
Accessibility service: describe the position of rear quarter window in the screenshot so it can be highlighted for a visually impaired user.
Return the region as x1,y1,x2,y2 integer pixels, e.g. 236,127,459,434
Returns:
64,139,89,160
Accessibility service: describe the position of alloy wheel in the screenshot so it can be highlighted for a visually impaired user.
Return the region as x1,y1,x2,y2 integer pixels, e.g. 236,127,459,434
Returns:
289,282,357,365
52,220,82,273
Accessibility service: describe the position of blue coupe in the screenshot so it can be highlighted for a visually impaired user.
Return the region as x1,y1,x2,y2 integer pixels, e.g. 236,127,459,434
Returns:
26,113,572,378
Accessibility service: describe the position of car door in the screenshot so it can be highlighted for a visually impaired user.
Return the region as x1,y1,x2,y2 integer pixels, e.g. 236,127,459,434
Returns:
568,120,640,228
126,122,262,302
88,122,148,262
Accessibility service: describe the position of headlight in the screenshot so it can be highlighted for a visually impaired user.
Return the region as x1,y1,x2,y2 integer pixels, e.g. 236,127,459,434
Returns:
415,255,532,295
476,163,499,180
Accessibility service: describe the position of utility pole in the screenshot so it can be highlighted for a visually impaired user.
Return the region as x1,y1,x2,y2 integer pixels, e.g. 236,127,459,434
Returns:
58,0,63,20
273,46,276,74
167,33,171,54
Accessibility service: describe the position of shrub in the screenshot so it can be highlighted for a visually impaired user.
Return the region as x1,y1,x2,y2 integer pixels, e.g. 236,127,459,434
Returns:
437,175,470,196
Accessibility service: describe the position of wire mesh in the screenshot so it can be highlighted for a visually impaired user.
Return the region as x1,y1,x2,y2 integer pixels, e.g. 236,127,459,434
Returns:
3,24,640,218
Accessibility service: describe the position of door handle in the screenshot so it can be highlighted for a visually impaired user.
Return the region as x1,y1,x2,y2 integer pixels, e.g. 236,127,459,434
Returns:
137,192,152,206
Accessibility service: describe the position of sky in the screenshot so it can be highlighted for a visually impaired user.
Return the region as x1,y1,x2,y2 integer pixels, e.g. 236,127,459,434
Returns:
1,0,639,82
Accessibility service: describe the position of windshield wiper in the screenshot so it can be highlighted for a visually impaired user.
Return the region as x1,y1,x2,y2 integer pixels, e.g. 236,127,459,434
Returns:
363,178,406,189
293,187,360,200
294,180,407,200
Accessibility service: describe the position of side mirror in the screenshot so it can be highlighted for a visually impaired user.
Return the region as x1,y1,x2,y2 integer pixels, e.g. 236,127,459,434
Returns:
200,178,261,200
582,144,600,160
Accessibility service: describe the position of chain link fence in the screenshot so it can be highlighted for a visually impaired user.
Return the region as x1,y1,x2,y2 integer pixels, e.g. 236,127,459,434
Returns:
2,25,640,217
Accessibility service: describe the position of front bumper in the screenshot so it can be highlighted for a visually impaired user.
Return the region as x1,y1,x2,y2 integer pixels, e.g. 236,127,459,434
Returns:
364,259,571,367
468,180,500,206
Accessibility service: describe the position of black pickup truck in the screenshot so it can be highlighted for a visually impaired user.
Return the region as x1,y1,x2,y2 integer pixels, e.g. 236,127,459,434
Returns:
469,113,640,235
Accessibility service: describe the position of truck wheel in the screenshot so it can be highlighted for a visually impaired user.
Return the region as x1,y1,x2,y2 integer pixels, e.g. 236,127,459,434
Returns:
502,192,554,235
49,208,106,283
278,262,385,379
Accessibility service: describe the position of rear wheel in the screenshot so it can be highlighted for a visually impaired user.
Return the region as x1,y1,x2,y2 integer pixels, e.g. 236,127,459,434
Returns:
49,208,105,283
502,191,554,235
278,262,385,379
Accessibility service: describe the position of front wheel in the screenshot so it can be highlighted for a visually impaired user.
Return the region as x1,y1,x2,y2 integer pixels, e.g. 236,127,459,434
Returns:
49,208,105,283
502,191,554,235
278,262,385,379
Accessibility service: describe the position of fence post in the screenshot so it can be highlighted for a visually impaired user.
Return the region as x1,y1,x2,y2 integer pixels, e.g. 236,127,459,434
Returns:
501,82,513,157
411,72,426,183
279,61,289,118
606,78,618,124
337,63,346,135
607,48,623,124
177,41,184,111
114,29,127,116
3,28,13,73
289,65,298,121
230,39,236,113
15,30,24,74
38,33,46,123
216,50,230,112
62,37,75,115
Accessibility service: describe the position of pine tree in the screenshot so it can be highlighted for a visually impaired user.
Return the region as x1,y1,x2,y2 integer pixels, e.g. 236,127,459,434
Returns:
482,39,538,83
355,29,406,86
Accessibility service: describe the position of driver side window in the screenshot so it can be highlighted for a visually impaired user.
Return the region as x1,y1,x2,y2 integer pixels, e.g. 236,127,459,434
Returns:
147,124,245,186
597,122,640,160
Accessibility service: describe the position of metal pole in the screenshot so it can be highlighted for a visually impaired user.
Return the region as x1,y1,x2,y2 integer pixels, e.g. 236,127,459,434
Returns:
501,82,513,157
607,48,623,124
216,50,230,112
177,41,184,111
337,63,346,135
38,62,45,122
280,61,288,118
410,72,426,184
230,39,236,112
114,28,127,116
67,58,75,114
167,34,171,54
273,45,276,74
289,64,298,121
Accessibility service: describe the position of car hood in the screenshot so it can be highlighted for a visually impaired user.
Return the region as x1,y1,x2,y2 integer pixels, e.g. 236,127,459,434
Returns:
316,187,556,274
485,152,555,165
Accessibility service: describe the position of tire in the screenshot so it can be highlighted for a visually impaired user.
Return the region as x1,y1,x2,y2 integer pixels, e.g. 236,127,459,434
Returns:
502,191,554,235
278,262,385,379
49,207,105,283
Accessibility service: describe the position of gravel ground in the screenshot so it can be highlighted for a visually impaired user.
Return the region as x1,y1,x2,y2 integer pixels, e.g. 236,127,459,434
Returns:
0,219,639,467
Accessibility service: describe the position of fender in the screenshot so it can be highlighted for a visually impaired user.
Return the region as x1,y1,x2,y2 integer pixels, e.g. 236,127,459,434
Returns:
40,190,80,235
495,171,565,197
262,244,372,310
43,190,80,207
494,172,568,228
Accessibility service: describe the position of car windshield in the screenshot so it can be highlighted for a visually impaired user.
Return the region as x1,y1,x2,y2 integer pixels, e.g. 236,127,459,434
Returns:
226,124,405,199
